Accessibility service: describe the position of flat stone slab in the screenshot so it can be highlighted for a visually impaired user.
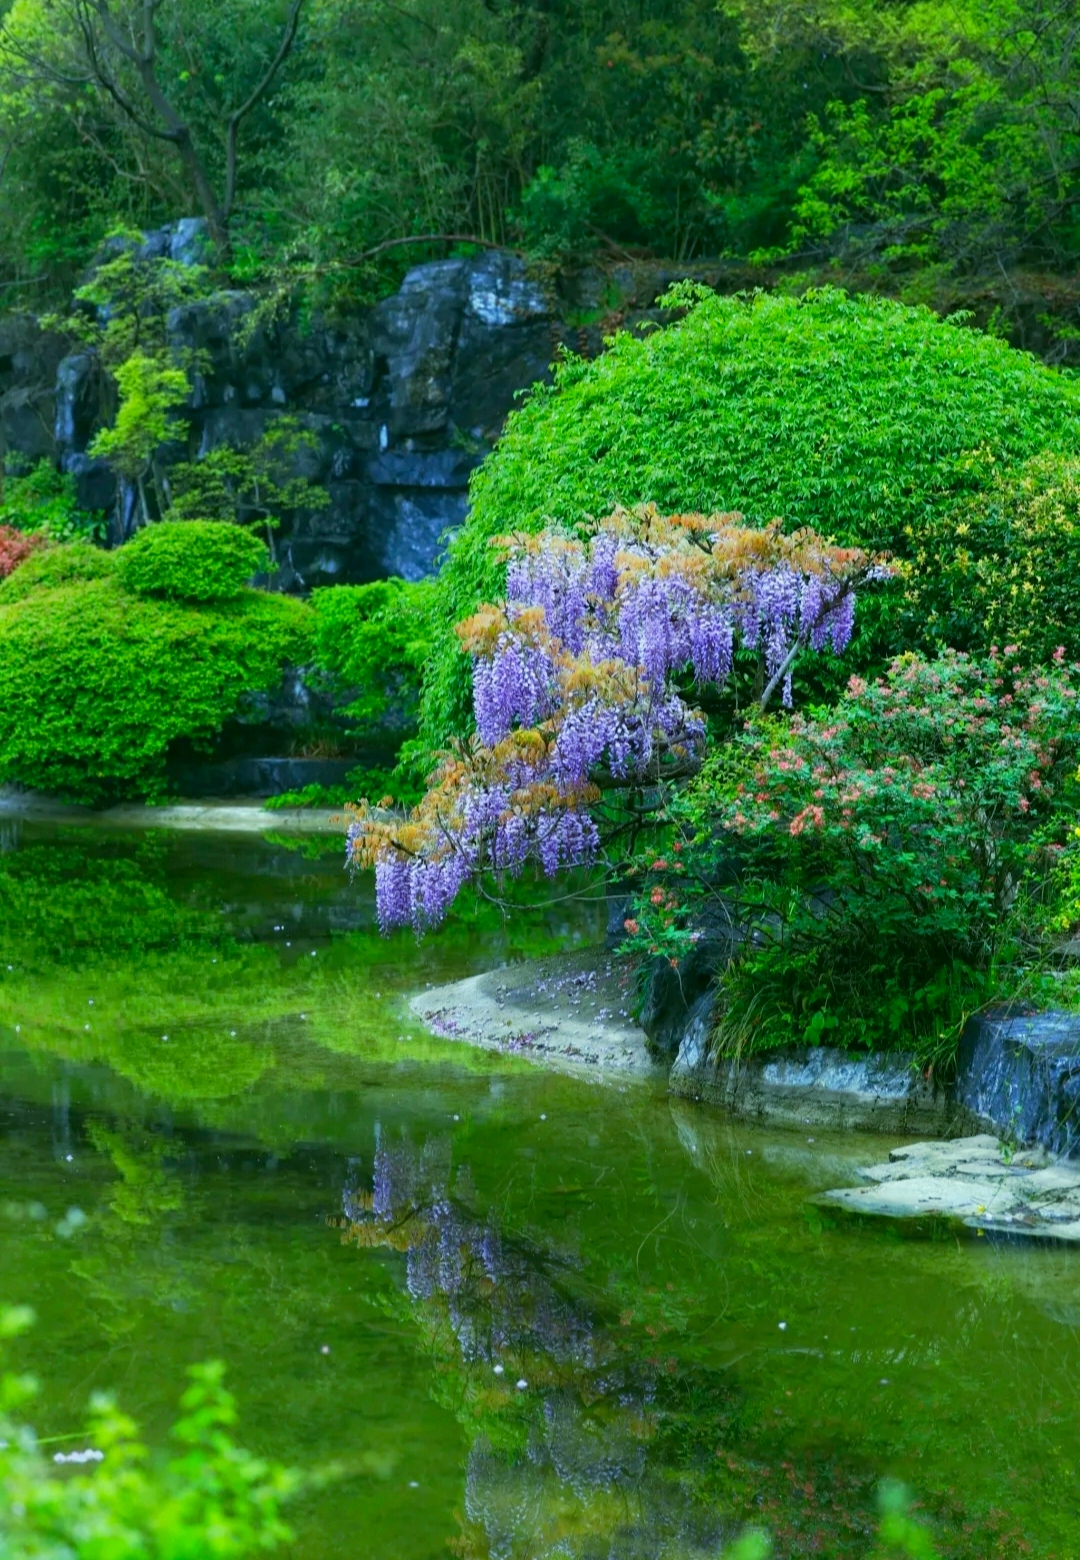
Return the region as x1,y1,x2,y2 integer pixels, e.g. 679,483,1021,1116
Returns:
411,949,660,1080
820,1134,1080,1241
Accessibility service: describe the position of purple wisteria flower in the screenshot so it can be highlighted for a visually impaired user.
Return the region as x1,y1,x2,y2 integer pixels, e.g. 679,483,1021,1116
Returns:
358,513,880,933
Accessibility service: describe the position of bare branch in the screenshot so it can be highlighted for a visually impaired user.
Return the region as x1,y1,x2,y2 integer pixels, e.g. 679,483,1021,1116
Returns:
224,0,304,217
339,232,527,268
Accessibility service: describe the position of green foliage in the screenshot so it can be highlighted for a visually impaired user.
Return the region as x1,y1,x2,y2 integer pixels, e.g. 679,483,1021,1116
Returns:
0,461,104,544
422,287,1080,745
116,521,269,602
873,1482,939,1559
0,1306,303,1559
311,577,435,731
0,0,1079,354
780,2,1080,285
626,649,1080,1063
0,570,310,801
908,451,1080,664
262,766,394,812
169,417,330,546
60,244,210,372
89,353,191,523
0,542,116,604
0,840,210,971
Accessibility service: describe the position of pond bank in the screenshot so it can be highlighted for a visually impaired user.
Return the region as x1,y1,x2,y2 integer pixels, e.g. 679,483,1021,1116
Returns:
820,1134,1080,1243
410,948,660,1080
410,948,958,1130
0,787,341,834
411,950,1080,1182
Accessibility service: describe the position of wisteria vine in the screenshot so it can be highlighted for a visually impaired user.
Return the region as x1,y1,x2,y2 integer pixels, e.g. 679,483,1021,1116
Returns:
349,506,887,932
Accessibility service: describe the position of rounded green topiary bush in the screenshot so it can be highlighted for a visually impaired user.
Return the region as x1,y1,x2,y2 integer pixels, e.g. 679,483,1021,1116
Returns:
0,576,311,802
116,520,268,602
421,286,1080,744
0,541,117,603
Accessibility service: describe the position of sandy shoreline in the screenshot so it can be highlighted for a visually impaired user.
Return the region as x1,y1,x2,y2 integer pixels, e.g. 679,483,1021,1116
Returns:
410,947,663,1082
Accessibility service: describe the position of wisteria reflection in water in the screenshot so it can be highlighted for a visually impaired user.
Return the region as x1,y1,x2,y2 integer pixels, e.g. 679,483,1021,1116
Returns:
340,1130,733,1559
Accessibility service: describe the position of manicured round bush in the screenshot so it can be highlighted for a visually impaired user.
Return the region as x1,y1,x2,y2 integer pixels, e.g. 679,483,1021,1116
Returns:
421,286,1080,743
0,576,311,801
116,520,268,602
0,540,116,603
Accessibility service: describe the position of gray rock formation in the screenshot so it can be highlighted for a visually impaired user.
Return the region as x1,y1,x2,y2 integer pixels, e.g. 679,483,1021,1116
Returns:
637,899,748,1061
956,1008,1080,1156
1,226,751,589
0,314,67,468
669,1015,955,1134
44,245,559,586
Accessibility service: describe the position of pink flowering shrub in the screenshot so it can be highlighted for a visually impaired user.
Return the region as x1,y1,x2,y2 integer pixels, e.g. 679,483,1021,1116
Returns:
349,506,886,932
626,648,1080,1060
0,525,46,579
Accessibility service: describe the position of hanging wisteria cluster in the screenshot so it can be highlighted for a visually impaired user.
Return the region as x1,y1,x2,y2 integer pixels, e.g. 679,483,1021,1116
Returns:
349,505,887,932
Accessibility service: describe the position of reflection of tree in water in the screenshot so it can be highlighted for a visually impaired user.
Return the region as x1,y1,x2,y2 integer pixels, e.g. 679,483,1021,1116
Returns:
338,1131,737,1560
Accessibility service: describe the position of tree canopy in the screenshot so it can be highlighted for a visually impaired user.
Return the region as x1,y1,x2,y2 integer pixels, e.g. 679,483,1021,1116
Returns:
1,0,1080,344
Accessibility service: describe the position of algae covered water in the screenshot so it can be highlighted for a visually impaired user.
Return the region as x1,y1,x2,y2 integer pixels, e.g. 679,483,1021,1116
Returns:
1,823,1079,1558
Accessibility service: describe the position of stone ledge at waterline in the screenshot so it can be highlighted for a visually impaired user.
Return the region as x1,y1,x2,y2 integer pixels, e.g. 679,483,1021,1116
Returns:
410,949,660,1081
668,991,960,1135
411,949,1080,1154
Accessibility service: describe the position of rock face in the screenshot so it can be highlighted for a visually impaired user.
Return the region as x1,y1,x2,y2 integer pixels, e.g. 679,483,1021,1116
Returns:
0,315,67,469
956,1009,1080,1157
2,229,729,589
670,1021,955,1134
637,898,749,1060
666,989,1080,1149
46,246,559,587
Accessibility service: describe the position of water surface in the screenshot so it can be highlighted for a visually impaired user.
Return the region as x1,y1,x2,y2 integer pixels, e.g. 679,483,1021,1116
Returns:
1,824,1078,1557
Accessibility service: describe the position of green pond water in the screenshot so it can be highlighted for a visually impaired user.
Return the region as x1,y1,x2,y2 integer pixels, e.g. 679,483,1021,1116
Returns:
1,823,1079,1557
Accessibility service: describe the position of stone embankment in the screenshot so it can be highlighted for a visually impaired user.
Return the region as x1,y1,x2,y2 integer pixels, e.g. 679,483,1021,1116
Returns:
413,948,1080,1239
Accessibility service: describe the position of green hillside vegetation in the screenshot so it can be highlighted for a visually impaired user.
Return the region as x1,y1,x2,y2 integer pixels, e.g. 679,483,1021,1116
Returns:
1,0,1080,356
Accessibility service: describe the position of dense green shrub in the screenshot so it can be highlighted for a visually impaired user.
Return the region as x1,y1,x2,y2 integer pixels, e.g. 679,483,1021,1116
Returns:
421,287,1080,746
0,574,310,801
626,649,1080,1062
0,539,116,602
0,459,104,542
116,520,269,602
311,576,435,731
